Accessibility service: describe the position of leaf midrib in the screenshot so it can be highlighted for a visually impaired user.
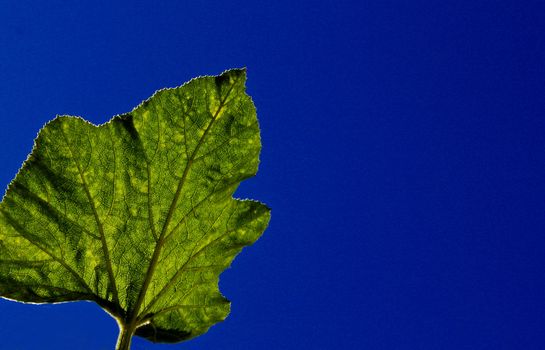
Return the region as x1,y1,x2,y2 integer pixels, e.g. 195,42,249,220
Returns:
128,76,242,327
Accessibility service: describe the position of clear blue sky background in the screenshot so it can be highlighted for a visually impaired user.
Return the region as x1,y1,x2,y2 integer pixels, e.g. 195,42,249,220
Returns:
1,1,544,349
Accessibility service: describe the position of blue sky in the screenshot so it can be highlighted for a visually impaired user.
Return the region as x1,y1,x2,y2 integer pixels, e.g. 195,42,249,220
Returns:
1,1,544,349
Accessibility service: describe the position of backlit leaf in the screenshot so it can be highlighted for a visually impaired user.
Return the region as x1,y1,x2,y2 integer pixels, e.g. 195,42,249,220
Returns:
0,69,270,346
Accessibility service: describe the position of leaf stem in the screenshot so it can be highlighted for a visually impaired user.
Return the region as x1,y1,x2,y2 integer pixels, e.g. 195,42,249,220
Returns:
115,323,135,350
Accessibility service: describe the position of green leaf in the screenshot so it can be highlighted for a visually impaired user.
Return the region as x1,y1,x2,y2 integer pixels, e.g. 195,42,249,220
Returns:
0,69,270,347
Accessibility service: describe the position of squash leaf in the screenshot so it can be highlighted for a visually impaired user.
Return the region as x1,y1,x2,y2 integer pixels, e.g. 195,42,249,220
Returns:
0,69,270,346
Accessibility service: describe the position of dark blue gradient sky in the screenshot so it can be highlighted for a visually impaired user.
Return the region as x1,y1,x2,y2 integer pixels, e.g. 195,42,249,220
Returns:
1,1,544,349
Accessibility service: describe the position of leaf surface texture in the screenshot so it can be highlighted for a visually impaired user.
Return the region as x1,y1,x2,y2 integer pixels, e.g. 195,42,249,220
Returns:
0,69,270,343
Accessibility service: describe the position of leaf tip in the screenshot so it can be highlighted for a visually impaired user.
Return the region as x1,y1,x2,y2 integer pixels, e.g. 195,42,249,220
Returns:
218,67,247,83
